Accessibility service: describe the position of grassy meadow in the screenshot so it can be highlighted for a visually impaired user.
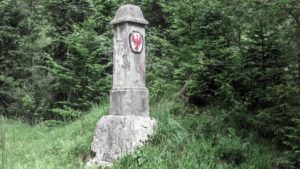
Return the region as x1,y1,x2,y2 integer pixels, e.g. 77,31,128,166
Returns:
0,98,284,169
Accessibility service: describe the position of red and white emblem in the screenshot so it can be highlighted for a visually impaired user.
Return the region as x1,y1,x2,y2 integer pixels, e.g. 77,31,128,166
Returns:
129,31,144,53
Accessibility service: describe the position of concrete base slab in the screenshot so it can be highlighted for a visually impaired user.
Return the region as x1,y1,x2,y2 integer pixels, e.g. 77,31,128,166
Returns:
86,115,156,167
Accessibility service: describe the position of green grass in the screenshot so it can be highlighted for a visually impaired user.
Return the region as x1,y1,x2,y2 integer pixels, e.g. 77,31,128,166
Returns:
1,104,108,169
0,98,283,169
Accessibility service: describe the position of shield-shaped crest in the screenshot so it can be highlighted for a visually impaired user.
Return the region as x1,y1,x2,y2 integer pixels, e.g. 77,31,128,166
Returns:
129,31,144,53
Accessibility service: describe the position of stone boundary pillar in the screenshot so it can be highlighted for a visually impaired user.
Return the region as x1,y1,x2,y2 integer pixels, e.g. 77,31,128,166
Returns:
87,5,156,167
110,4,149,116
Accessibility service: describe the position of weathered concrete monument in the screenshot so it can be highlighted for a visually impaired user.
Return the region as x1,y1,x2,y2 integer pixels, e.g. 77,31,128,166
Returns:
87,4,156,167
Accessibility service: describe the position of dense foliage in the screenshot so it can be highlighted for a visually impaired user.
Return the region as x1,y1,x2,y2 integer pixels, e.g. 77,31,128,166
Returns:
0,0,299,167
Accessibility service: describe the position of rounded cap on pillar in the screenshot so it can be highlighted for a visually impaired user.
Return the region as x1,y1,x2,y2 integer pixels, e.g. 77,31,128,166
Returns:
110,4,149,25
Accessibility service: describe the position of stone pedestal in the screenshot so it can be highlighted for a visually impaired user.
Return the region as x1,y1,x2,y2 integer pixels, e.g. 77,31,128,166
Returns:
87,4,156,167
87,115,156,167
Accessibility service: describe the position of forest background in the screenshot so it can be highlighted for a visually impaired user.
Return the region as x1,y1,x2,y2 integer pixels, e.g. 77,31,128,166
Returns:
0,0,300,168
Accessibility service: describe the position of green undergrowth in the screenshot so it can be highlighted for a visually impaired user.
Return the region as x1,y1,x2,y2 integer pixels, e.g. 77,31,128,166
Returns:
1,97,283,169
1,104,108,169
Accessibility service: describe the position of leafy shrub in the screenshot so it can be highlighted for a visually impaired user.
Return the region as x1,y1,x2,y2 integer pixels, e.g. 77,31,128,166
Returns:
50,106,81,121
283,106,300,168
216,129,249,166
39,120,64,127
246,101,300,168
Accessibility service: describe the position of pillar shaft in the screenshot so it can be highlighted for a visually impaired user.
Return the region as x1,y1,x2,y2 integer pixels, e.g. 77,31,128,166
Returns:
113,23,146,88
110,5,149,116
